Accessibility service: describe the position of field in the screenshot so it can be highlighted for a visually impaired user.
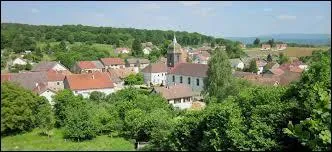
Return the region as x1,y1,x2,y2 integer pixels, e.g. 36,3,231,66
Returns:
244,47,330,58
1,129,135,151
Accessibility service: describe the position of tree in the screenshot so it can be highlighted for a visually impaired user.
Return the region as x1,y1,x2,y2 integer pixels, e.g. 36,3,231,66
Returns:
277,53,289,64
132,39,143,57
89,91,106,103
283,52,331,151
211,41,215,48
204,47,233,101
267,54,273,62
268,39,275,47
35,101,55,137
248,59,258,73
25,62,32,70
1,82,50,136
63,102,98,141
253,38,260,46
124,73,144,85
59,40,67,51
68,34,75,44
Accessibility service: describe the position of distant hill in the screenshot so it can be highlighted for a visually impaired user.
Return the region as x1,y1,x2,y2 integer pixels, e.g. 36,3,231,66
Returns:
226,34,331,45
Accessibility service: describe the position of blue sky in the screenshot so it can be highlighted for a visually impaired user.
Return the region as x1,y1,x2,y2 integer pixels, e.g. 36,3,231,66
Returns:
1,1,331,37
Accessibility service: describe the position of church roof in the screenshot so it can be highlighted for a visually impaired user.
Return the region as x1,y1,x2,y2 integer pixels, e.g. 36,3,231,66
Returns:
169,63,208,78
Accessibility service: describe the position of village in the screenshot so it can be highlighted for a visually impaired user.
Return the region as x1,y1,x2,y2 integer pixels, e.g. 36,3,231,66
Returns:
1,35,308,110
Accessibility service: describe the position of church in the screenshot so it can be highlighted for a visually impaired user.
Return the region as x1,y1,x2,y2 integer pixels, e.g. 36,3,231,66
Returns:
166,36,208,94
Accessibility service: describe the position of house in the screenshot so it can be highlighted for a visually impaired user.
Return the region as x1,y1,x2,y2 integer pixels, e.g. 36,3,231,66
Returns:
24,50,32,54
256,59,268,74
276,43,287,50
46,70,68,92
193,54,209,64
152,84,194,110
229,58,245,70
126,58,150,70
108,67,137,91
142,63,168,86
31,61,71,73
32,83,57,105
0,72,57,104
143,47,152,55
261,44,271,51
233,71,280,86
12,57,27,66
72,61,105,74
141,42,154,48
64,72,115,98
115,48,130,54
100,57,125,70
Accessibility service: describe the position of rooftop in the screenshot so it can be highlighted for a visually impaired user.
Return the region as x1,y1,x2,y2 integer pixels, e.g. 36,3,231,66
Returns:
65,72,114,90
153,84,194,100
169,63,208,77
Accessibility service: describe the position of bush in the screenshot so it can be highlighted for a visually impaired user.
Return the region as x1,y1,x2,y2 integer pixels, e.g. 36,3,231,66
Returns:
1,82,50,136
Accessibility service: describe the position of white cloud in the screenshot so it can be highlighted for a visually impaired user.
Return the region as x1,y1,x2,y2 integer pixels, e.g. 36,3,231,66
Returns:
179,1,200,6
140,2,160,10
31,8,39,13
263,8,272,12
276,15,296,20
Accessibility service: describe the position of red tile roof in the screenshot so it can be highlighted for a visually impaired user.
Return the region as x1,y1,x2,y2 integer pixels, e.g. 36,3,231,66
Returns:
169,63,208,77
47,70,68,81
1,73,13,83
269,68,285,75
100,58,125,66
65,72,114,90
77,61,97,69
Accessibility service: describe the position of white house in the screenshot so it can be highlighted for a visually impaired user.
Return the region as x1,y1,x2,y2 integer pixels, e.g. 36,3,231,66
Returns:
142,63,168,86
115,48,130,54
143,47,152,55
152,84,194,110
229,58,245,70
12,57,27,65
64,72,115,98
33,84,57,106
256,59,268,74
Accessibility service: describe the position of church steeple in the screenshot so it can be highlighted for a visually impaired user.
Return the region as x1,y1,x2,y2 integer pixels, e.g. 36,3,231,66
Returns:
173,34,177,44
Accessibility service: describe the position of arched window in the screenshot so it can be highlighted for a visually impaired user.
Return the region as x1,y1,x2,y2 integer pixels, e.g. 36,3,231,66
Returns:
188,77,191,84
196,78,199,86
180,76,183,83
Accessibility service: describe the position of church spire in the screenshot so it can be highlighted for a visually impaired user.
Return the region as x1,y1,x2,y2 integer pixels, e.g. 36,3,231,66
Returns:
173,33,177,44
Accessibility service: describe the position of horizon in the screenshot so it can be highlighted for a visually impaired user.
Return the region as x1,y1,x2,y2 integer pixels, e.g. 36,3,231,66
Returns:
1,1,331,37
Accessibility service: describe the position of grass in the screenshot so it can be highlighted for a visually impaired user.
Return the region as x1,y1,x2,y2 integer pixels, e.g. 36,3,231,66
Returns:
1,128,135,151
244,47,330,58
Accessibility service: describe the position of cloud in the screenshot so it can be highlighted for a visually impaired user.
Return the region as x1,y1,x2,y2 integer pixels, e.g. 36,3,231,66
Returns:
179,1,200,6
139,2,160,10
276,15,296,20
194,8,215,17
263,8,272,12
31,8,39,13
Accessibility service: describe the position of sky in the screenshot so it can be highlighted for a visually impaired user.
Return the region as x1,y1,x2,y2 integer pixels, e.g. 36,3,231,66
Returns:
1,1,331,37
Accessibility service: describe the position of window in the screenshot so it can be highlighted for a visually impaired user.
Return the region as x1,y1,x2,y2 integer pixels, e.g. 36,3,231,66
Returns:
57,82,60,85
188,77,191,84
180,76,183,83
172,75,175,82
196,78,199,86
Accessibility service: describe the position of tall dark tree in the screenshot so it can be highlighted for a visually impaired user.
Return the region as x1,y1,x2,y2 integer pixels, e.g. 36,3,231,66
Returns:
248,59,258,73
253,38,260,46
267,54,273,62
132,39,143,57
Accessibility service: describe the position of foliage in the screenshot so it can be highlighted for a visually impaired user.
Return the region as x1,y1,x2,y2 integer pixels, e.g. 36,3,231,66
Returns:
253,38,260,46
53,89,83,127
247,59,258,73
283,51,331,151
11,34,37,53
204,47,233,101
267,54,273,62
89,91,106,103
268,39,275,47
35,101,55,137
148,48,161,63
277,53,289,64
63,101,99,141
132,39,143,57
124,73,144,85
225,42,245,59
1,82,50,136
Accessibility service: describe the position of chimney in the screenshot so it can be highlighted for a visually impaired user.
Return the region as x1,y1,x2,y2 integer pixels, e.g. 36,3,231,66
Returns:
92,74,95,79
35,82,39,87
